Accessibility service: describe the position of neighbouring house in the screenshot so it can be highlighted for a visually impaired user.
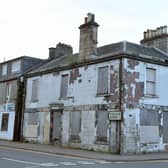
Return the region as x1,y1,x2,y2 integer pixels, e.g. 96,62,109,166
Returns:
0,56,44,141
22,13,168,154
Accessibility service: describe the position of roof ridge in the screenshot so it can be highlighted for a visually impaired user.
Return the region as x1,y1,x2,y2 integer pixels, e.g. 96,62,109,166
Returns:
152,47,168,56
123,40,127,52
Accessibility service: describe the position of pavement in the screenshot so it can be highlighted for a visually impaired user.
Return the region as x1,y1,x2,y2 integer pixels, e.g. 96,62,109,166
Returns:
0,140,168,162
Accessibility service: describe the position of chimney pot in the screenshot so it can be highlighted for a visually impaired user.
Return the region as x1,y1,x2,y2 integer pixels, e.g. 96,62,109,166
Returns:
144,32,147,40
141,25,168,53
163,25,167,34
79,13,99,61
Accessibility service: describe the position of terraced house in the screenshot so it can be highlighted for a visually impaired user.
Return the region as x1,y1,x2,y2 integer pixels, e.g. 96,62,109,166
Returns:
22,13,168,154
0,56,43,141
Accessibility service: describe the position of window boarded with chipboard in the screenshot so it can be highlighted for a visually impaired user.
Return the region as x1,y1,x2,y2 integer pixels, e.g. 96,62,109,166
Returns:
31,79,39,102
60,74,68,98
70,111,81,141
140,108,160,143
96,111,108,142
163,112,168,143
97,66,108,94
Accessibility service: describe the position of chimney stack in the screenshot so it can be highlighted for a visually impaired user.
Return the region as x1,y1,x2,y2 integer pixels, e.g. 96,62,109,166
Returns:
79,13,99,61
49,43,73,60
141,25,168,53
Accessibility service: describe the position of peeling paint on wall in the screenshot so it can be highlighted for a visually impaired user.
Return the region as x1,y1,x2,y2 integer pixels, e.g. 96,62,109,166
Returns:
124,70,144,108
104,65,120,109
69,68,81,84
127,59,139,70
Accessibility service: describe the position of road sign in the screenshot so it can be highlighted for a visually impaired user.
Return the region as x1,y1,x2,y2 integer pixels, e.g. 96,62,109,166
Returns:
108,111,122,120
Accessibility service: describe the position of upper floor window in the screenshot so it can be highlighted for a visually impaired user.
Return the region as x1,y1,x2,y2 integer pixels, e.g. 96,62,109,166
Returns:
11,60,21,73
31,79,39,102
2,64,7,76
6,83,12,101
97,66,108,95
146,68,156,96
60,74,68,98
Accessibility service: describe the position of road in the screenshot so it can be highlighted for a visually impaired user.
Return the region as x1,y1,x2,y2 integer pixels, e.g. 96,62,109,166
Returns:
0,146,168,168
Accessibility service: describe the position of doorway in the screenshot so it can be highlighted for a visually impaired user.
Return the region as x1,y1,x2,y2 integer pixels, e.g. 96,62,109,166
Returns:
50,110,62,144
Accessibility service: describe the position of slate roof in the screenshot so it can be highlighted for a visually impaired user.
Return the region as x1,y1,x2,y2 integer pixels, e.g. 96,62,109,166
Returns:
27,41,168,75
0,56,45,82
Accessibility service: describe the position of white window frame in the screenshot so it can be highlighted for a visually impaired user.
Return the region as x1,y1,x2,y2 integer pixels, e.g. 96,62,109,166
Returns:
2,64,7,76
6,83,12,102
146,67,156,96
1,113,9,132
11,60,21,73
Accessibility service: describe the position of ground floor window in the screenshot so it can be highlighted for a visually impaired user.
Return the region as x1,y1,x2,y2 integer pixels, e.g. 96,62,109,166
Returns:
70,111,81,141
140,108,160,143
96,111,108,142
1,113,9,131
163,111,168,143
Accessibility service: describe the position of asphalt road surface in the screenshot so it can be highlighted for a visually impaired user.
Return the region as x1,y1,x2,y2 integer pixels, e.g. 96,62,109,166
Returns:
0,146,168,168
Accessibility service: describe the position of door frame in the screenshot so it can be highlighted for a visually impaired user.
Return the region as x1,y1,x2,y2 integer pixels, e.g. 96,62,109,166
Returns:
49,103,64,144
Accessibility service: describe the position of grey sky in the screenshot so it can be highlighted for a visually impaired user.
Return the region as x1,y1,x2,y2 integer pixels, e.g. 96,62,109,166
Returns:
0,0,168,62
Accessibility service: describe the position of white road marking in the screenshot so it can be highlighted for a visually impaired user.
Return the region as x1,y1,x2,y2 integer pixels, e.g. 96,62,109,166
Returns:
78,161,95,164
0,146,89,160
24,166,40,168
40,163,59,166
95,160,112,164
114,161,126,163
60,162,77,165
2,157,42,166
2,157,58,167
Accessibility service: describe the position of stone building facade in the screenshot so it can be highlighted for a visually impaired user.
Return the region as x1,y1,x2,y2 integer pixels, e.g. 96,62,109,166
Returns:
22,14,168,154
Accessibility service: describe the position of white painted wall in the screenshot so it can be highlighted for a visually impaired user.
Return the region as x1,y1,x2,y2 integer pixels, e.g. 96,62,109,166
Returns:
24,59,120,151
0,111,15,140
25,57,168,153
25,59,120,108
123,58,168,153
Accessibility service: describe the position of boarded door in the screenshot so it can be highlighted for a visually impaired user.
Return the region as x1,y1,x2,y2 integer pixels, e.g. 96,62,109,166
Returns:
50,111,62,143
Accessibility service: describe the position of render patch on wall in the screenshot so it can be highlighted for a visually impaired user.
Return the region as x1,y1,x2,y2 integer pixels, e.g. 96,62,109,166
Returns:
69,68,81,84
124,59,144,108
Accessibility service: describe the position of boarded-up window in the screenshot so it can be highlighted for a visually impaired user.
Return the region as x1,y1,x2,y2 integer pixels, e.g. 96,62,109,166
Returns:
140,108,159,126
96,111,108,142
140,108,160,144
28,113,38,125
1,113,9,131
2,64,7,76
140,126,159,143
163,112,168,143
31,79,39,102
11,60,21,73
0,83,6,104
60,74,68,98
70,111,81,141
97,66,108,94
146,68,156,95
